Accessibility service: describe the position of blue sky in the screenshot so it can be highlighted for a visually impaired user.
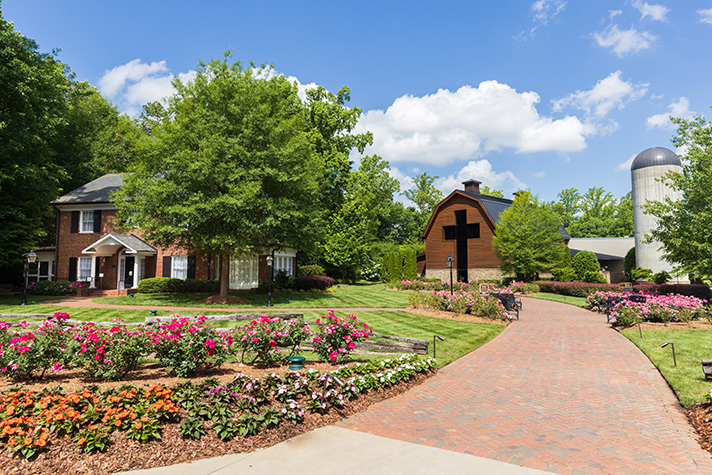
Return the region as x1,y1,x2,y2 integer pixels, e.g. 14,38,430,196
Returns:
5,0,712,203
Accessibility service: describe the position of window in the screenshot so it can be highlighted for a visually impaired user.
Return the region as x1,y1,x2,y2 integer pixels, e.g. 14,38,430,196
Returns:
80,211,94,233
275,256,294,276
172,256,188,280
78,257,92,282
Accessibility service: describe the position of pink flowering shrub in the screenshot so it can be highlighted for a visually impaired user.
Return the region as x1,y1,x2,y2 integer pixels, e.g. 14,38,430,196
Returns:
311,310,372,363
146,316,232,378
409,290,508,320
66,321,149,380
394,280,474,292
609,293,708,326
233,316,310,366
51,312,71,322
0,320,68,380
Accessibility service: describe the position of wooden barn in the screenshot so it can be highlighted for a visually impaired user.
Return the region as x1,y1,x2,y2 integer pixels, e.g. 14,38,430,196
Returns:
421,179,513,282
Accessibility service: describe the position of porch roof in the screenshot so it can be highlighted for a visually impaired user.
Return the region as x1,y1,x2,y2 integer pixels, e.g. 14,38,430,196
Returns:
82,233,157,257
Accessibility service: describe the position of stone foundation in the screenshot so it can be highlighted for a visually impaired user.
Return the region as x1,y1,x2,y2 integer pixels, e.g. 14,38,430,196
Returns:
425,268,503,282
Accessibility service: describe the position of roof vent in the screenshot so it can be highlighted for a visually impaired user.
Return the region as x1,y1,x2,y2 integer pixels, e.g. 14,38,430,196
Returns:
462,179,481,194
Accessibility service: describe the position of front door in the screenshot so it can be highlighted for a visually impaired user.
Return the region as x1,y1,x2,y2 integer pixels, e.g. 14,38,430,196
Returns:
124,256,135,288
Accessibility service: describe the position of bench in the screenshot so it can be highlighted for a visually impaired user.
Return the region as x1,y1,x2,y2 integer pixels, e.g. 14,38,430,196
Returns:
491,292,522,319
602,294,647,323
703,360,712,380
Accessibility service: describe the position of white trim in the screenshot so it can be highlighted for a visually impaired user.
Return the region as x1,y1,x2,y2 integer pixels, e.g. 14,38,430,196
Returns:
82,233,156,256
79,211,94,233
55,203,117,212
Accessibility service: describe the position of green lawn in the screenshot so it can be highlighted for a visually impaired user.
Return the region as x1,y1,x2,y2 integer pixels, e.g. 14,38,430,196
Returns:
93,283,410,309
621,328,712,407
525,292,589,308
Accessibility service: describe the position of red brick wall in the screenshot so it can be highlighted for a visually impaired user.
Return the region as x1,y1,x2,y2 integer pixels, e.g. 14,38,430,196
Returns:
424,194,499,271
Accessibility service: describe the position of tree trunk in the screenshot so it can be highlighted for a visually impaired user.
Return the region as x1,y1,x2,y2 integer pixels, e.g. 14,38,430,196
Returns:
219,252,230,297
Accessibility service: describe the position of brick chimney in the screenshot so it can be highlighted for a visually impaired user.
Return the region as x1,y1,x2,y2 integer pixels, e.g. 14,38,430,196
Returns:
462,179,481,194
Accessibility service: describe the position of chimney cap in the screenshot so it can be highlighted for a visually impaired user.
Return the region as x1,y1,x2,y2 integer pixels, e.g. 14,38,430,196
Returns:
462,179,481,186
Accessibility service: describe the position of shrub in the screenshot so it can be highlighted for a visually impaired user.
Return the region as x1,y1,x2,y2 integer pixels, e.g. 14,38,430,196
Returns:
294,275,334,291
572,251,602,282
623,247,636,280
274,270,295,290
311,310,372,362
31,280,77,296
178,279,219,293
610,293,707,325
232,316,310,366
409,290,508,319
631,267,653,282
146,316,232,378
66,323,149,380
138,278,219,293
535,281,624,297
552,266,577,282
653,271,671,285
0,320,68,380
298,264,325,277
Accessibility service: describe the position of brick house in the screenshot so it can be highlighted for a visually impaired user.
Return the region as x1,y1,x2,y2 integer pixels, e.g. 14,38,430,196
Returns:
50,174,296,294
422,180,514,282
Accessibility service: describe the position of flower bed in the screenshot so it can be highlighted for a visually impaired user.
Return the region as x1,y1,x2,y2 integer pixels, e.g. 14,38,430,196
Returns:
0,311,374,382
587,291,709,326
409,290,508,320
0,354,435,461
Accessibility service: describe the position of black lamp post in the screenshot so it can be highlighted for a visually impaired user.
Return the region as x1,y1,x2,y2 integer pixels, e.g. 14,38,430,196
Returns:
266,253,274,307
446,254,454,295
21,250,37,306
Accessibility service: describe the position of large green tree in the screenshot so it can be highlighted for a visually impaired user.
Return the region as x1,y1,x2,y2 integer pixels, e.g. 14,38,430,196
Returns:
404,172,443,238
493,191,568,281
0,10,70,274
114,55,319,296
646,114,712,278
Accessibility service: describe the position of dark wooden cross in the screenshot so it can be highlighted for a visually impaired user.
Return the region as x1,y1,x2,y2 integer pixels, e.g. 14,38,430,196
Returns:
443,210,479,282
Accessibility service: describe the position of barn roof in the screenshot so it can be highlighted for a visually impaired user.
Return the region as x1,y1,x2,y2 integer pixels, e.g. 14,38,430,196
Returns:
462,191,513,225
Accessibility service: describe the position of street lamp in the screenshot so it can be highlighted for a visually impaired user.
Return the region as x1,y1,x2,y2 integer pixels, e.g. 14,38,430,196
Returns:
446,254,454,295
266,253,274,307
21,250,37,306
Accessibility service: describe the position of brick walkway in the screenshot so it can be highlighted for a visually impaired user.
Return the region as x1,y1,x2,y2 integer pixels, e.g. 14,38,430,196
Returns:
338,297,712,474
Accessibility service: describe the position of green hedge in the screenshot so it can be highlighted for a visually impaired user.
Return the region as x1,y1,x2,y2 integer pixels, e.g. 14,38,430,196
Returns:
535,280,624,297
137,278,219,293
31,280,77,296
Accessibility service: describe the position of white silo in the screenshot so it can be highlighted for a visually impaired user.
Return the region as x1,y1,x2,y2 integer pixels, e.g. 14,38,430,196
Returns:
631,147,682,275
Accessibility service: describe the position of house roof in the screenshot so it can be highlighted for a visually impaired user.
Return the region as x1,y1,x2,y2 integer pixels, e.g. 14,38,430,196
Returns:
82,233,157,256
570,248,624,261
462,191,513,225
51,173,124,205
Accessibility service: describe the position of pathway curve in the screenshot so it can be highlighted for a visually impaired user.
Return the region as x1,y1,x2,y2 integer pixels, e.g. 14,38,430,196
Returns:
338,297,712,474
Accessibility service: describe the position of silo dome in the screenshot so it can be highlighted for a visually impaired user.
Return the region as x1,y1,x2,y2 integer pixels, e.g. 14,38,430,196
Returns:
631,147,680,171
630,146,682,277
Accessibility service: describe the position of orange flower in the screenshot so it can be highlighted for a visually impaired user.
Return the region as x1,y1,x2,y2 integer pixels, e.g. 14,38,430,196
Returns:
114,419,121,427
78,436,86,445
140,416,149,423
23,437,32,446
36,439,46,447
134,422,143,430
6,405,14,416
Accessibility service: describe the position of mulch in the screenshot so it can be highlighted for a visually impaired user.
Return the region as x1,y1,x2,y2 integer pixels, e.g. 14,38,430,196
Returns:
1,364,432,475
686,403,712,456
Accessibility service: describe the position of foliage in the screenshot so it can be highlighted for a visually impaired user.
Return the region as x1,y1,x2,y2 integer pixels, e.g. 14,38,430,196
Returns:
311,310,372,362
653,271,671,285
623,247,636,280
552,266,577,282
30,280,81,296
273,270,295,290
0,321,67,380
66,322,148,380
408,291,508,319
137,277,219,294
114,55,319,297
293,275,335,291
610,293,707,326
535,281,624,297
146,316,231,377
493,191,568,281
631,267,653,282
403,172,443,238
571,251,601,282
645,114,712,279
74,423,112,453
232,316,309,366
381,249,417,282
479,186,504,198
297,265,325,277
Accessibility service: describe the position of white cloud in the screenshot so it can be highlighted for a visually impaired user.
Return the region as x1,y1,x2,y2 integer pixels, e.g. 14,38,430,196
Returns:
697,8,712,24
355,81,586,166
609,10,623,20
593,24,658,57
434,160,527,197
631,1,669,22
98,59,196,116
531,0,566,25
552,71,648,134
617,153,637,172
533,171,546,178
646,97,694,130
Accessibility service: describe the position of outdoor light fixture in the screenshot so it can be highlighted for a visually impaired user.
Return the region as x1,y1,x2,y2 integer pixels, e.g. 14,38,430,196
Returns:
660,342,676,367
433,334,446,359
21,250,37,306
446,254,454,296
266,253,274,308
